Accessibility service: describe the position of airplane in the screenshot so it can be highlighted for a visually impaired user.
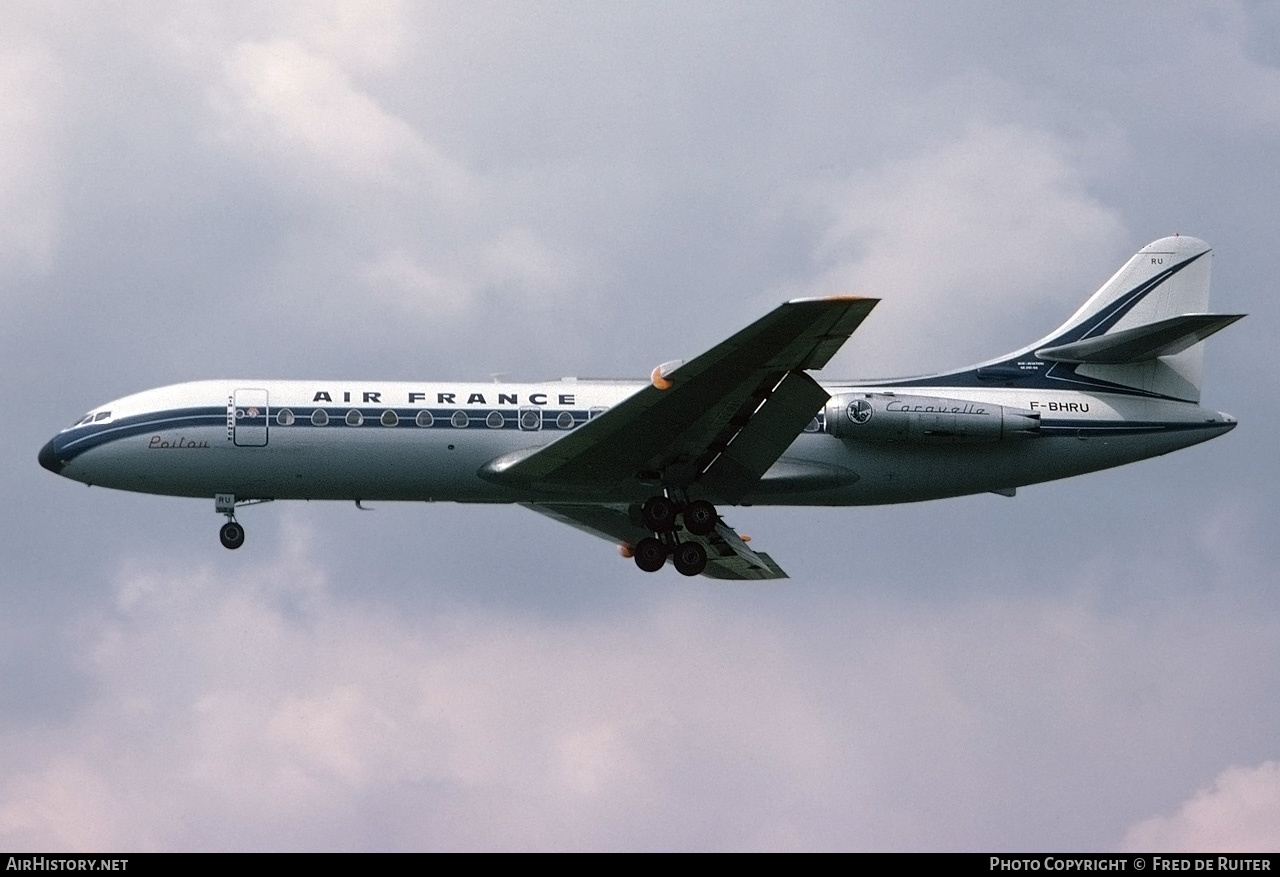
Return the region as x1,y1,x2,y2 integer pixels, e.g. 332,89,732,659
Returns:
38,235,1243,579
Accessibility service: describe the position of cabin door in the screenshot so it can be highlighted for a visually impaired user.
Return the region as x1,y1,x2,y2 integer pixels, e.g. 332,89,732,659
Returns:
232,388,269,447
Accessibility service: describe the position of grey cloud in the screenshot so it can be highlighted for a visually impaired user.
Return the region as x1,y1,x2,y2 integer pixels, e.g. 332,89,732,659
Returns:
4,0,1279,852
1121,762,1280,852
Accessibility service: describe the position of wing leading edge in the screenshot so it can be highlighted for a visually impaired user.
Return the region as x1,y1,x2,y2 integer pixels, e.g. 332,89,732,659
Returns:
489,296,878,580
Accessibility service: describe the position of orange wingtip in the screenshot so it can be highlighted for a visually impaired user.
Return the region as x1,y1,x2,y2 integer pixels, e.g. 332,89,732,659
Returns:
619,544,634,558
651,366,674,390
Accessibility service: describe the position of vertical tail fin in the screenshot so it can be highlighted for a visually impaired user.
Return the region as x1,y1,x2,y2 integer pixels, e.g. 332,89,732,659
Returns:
1028,236,1240,402
1038,236,1215,400
906,236,1243,402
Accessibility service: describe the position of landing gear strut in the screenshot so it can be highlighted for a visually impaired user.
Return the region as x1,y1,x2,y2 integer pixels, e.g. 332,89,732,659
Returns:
631,493,718,576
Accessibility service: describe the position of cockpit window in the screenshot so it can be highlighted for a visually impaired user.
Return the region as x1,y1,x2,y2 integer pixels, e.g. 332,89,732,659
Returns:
73,414,94,427
93,412,111,423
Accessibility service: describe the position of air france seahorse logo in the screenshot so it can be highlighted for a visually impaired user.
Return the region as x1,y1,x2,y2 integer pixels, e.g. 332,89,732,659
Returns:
846,399,873,425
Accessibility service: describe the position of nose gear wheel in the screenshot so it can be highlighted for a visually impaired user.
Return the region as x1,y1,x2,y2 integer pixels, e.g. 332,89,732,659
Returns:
219,521,245,550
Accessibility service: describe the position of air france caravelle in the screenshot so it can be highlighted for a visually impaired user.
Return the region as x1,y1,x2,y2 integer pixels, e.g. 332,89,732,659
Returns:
39,236,1242,579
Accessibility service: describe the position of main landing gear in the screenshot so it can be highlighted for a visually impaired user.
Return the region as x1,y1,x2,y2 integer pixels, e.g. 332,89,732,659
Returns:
632,495,720,576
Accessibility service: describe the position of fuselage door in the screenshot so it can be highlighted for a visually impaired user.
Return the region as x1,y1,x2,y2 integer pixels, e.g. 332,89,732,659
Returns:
232,388,269,447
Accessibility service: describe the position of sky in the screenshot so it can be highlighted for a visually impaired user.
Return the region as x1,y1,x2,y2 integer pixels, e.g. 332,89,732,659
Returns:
2,0,1278,852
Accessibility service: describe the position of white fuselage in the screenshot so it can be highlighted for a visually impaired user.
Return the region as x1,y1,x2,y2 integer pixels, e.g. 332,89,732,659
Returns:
42,378,1236,507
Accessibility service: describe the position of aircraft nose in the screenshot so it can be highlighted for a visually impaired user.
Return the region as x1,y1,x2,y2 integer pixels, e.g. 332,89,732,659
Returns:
38,438,65,474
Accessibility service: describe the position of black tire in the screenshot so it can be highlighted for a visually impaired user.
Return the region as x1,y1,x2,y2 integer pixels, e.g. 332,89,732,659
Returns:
683,500,718,536
633,537,667,573
219,521,245,550
672,541,707,577
641,496,678,532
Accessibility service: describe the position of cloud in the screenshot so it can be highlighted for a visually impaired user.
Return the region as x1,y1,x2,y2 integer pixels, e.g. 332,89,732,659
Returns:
1,513,1277,851
808,121,1126,377
0,519,830,850
5,0,1280,856
0,38,64,280
201,29,584,336
358,227,578,321
1120,762,1280,852
212,38,474,205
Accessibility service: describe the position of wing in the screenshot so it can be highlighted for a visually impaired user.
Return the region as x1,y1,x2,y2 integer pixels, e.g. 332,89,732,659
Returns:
523,503,789,580
481,296,878,500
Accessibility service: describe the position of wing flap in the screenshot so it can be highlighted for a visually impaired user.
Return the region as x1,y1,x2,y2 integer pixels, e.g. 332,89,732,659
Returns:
698,370,831,503
521,503,788,581
697,520,788,579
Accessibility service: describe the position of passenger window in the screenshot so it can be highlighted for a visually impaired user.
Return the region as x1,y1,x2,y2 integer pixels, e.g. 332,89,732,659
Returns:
451,410,469,428
556,411,575,430
803,417,820,433
486,411,505,429
519,409,541,431
381,410,398,427
415,410,434,427
311,409,329,426
277,409,295,426
345,409,363,426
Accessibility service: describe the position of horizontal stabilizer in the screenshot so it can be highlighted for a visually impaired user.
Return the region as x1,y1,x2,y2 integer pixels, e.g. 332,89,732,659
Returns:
1035,313,1245,364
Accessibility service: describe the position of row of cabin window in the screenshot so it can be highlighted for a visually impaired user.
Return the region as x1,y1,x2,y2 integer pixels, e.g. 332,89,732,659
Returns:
273,408,578,430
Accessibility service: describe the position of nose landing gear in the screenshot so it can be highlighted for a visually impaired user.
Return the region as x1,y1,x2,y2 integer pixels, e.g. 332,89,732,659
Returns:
214,493,271,550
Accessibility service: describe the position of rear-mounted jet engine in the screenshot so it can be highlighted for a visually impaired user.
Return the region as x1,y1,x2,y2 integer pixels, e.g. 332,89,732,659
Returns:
826,392,1041,443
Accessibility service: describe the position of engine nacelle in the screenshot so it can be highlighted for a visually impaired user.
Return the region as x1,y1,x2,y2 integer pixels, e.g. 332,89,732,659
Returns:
826,392,1040,443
